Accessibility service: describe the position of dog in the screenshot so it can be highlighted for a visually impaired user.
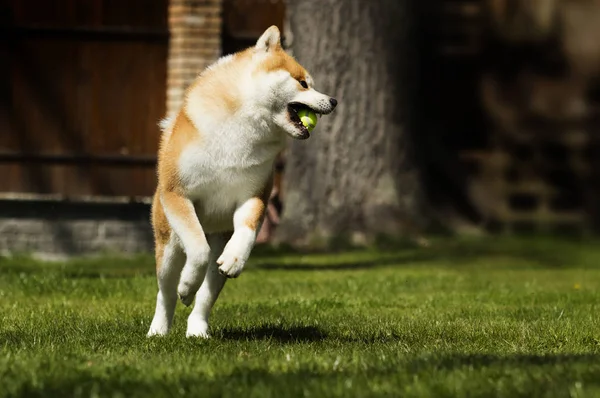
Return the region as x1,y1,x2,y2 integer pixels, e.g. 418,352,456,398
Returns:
147,26,338,338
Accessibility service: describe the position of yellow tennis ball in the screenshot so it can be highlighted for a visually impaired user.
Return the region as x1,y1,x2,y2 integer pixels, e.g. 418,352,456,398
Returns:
298,109,317,132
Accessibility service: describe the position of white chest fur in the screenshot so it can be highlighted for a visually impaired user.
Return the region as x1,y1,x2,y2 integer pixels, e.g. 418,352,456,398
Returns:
176,130,283,233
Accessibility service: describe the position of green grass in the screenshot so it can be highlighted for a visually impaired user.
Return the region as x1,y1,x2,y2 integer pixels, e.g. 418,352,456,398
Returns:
1,236,600,397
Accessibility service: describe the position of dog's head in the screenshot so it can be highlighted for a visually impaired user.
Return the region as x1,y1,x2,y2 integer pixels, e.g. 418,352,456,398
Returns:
250,26,338,139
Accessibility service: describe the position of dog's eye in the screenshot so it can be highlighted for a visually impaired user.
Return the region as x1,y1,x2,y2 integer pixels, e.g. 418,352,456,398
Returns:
299,80,308,89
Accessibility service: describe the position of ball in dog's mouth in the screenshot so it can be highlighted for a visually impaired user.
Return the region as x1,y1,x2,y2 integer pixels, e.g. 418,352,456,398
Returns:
288,103,321,139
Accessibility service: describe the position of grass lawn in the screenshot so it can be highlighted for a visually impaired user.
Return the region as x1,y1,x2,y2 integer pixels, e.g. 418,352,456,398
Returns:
1,237,599,397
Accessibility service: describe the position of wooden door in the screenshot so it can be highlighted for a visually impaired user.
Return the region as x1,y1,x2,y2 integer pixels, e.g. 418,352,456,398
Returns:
0,0,168,198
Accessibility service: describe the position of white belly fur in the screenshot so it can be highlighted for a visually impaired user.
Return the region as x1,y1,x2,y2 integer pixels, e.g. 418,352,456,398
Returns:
177,140,277,234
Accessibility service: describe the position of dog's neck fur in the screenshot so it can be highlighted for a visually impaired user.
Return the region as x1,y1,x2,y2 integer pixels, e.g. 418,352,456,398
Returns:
181,52,287,157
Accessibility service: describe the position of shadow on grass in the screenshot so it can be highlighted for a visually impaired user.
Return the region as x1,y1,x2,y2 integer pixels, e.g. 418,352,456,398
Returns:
62,269,155,279
409,353,600,371
0,254,155,279
218,324,327,343
2,236,597,279
250,238,592,271
251,255,421,271
8,353,600,398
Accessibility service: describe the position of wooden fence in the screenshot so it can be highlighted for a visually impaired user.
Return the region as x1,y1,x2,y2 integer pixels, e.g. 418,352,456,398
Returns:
1,0,169,198
0,0,284,200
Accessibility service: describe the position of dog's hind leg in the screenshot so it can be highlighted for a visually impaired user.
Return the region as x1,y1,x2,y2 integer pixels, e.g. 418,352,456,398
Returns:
160,191,211,306
148,236,185,336
186,232,230,338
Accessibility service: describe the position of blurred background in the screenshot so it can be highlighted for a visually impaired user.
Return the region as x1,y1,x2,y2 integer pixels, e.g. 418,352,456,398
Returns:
0,0,599,257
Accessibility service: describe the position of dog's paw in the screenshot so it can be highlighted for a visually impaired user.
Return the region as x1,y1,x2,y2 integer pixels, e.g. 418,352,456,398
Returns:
178,290,195,307
178,278,199,306
217,229,254,278
186,317,210,338
216,249,246,278
177,248,211,306
147,323,170,337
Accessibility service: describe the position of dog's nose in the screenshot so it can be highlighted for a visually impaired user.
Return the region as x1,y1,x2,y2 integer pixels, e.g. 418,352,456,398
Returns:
329,98,338,108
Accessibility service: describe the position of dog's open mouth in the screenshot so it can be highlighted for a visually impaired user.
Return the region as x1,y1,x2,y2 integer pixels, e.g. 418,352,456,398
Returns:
288,102,321,139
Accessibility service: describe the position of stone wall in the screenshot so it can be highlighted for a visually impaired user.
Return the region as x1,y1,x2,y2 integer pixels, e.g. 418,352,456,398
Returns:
0,199,153,259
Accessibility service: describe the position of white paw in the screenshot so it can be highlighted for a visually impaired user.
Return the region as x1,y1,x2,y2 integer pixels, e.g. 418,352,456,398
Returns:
186,317,210,338
216,252,246,278
177,248,211,306
147,322,170,337
217,229,254,278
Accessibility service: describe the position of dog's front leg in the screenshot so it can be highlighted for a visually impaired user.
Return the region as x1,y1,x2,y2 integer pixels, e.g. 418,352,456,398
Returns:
217,197,266,278
160,191,211,306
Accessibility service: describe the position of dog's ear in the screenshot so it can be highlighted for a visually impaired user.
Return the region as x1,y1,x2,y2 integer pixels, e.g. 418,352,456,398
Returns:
255,25,281,52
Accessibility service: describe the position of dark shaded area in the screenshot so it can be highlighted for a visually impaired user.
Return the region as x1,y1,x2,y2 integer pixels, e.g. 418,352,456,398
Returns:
8,353,600,398
0,254,154,279
410,1,487,227
0,199,150,221
0,152,156,166
0,25,168,42
408,1,600,234
255,233,596,270
219,324,327,343
250,242,589,272
63,268,154,280
415,353,600,371
253,257,414,272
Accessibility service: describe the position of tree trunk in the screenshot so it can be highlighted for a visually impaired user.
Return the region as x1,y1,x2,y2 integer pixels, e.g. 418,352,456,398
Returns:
277,0,428,245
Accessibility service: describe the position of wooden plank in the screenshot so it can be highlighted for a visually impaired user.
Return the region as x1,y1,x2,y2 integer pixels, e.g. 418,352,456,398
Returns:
2,26,169,41
0,163,156,196
102,0,168,28
10,0,168,29
5,38,82,154
0,152,156,165
81,40,166,156
1,0,167,197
